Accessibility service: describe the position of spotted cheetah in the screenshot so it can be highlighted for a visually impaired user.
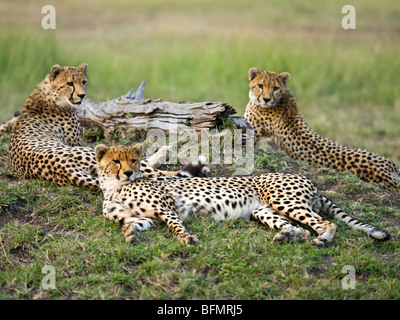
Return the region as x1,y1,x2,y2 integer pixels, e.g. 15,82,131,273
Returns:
244,68,400,189
95,144,390,247
8,63,195,190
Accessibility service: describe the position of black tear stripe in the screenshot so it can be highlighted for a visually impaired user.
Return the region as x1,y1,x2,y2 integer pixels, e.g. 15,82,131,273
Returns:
257,89,262,101
106,163,121,180
70,82,75,101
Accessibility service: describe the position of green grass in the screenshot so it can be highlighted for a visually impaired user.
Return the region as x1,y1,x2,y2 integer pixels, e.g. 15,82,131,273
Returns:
0,0,400,300
0,134,399,300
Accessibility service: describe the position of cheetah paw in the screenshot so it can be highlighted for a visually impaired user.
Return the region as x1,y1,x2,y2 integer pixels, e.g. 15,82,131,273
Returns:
273,227,310,243
178,234,199,245
125,229,141,243
311,238,330,248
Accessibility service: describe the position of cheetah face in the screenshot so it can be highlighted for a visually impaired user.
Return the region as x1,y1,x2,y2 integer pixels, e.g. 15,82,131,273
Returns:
248,68,291,108
49,63,89,107
95,144,143,184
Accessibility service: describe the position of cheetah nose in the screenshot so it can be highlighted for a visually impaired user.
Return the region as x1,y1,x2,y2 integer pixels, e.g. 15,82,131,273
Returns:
78,93,86,100
124,170,133,177
263,98,271,103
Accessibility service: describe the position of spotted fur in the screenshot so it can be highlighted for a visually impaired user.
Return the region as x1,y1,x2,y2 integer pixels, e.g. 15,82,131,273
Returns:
95,144,390,247
244,68,400,189
8,64,193,189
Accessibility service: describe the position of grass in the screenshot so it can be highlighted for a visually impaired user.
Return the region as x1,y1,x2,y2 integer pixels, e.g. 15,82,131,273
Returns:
0,134,399,300
0,0,399,300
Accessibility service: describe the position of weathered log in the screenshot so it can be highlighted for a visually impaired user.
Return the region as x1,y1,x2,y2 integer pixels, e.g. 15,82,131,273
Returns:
75,80,242,136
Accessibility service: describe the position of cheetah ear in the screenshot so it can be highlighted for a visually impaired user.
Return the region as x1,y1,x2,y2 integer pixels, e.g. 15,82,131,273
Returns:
95,144,109,163
279,72,291,86
132,143,143,156
248,67,261,81
50,64,63,81
79,63,89,73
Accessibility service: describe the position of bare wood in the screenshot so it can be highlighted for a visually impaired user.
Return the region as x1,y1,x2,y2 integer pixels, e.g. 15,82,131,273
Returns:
74,81,237,135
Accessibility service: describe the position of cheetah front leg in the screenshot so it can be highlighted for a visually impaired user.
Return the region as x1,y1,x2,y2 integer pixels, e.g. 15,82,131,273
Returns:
251,205,311,243
158,210,199,245
140,146,180,178
122,217,156,242
103,200,156,242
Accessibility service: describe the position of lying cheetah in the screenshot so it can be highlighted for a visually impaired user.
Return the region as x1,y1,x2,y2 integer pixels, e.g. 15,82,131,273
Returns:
8,63,196,190
95,144,390,247
244,68,400,189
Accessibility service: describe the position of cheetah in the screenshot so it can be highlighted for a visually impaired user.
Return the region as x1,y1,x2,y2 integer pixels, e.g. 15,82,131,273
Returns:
95,144,390,247
8,63,197,190
244,68,400,189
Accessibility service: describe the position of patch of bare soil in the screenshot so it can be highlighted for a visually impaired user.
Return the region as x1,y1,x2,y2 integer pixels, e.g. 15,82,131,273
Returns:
0,205,33,228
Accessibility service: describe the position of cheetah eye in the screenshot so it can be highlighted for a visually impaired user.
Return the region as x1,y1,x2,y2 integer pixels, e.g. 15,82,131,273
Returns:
113,159,120,165
273,86,280,91
82,80,88,86
132,159,137,164
67,82,73,87
257,84,263,89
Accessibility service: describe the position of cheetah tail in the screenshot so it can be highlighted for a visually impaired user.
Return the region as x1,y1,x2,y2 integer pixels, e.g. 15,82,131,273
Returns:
0,111,21,135
177,155,210,178
319,193,391,241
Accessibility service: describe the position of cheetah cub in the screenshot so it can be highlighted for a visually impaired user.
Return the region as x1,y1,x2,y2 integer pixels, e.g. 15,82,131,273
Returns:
95,144,390,247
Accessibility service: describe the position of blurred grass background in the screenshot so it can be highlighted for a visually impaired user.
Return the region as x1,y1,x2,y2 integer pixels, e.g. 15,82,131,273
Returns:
1,0,399,161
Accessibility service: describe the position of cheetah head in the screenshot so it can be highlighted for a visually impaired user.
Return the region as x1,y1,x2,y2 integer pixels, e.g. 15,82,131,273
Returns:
49,63,89,107
95,144,143,187
248,68,290,108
